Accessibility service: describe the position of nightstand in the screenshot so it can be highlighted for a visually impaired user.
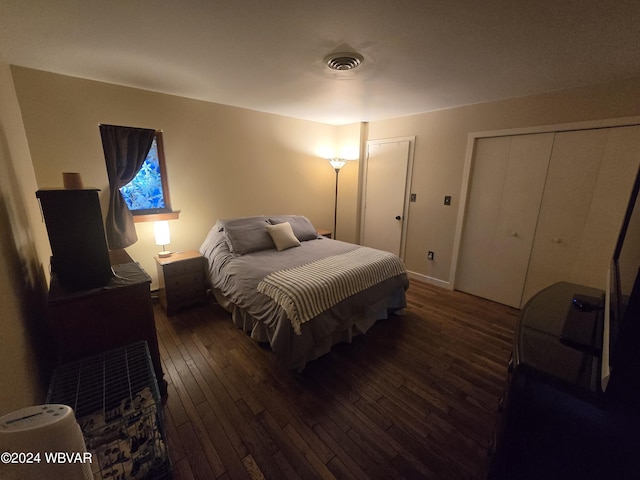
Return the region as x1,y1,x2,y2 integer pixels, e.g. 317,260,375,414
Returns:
156,250,208,315
316,229,332,239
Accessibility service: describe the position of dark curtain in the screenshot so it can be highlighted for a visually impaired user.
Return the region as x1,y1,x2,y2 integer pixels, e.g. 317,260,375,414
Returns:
100,124,156,249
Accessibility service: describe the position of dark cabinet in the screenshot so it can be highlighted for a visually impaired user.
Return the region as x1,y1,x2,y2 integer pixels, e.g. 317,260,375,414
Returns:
489,282,640,479
36,189,112,289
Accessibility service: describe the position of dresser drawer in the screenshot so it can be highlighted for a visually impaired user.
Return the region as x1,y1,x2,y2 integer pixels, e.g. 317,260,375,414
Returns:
164,257,204,276
165,273,206,298
167,286,202,304
165,270,205,289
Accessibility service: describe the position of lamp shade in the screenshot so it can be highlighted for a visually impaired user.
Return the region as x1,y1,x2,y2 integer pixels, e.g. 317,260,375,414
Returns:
154,221,171,246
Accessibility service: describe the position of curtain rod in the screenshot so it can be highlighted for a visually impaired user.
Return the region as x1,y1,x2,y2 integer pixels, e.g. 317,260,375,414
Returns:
98,123,162,132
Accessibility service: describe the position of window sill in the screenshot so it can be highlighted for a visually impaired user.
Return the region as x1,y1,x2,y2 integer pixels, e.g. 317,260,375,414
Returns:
133,211,180,223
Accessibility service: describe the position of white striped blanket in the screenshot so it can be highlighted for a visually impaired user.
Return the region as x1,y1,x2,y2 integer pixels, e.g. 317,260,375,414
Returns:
257,247,406,335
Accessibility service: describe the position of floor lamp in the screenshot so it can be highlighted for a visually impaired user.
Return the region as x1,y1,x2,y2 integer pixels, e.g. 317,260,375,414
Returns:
328,158,347,238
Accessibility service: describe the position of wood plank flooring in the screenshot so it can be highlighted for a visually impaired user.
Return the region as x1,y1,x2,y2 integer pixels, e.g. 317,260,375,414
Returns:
155,279,518,479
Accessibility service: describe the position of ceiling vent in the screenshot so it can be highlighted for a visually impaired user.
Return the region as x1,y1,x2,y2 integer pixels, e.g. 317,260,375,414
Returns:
324,52,364,71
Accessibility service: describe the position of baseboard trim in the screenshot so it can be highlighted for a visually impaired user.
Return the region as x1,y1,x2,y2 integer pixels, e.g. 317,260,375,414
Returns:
407,270,452,289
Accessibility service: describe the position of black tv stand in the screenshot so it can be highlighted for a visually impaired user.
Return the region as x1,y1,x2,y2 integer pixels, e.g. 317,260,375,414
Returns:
488,282,640,480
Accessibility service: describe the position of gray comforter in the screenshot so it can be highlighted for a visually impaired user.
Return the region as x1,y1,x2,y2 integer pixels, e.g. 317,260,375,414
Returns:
200,222,409,370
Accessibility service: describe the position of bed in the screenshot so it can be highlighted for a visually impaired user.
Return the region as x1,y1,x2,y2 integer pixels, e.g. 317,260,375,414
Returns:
199,215,409,371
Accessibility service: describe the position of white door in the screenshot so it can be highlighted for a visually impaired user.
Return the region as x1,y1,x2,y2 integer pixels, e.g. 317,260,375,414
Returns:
456,133,554,307
361,140,411,256
521,129,607,304
522,126,640,304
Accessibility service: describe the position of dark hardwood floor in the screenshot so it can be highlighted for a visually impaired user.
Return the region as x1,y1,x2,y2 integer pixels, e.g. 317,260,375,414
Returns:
156,279,518,479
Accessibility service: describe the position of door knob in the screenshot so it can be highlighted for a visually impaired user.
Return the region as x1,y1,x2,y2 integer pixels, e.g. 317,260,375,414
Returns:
395,216,402,220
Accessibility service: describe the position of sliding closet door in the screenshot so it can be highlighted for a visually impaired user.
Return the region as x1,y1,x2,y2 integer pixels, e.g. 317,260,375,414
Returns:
521,130,606,303
573,126,640,286
456,133,554,308
522,126,640,303
574,126,640,284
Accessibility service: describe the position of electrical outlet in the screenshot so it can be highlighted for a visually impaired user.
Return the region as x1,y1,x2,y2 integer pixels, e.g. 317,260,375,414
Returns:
427,251,434,260
444,195,452,206
410,193,417,202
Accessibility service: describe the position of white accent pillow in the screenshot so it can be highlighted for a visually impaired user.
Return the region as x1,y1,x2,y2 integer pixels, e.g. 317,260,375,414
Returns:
266,222,301,251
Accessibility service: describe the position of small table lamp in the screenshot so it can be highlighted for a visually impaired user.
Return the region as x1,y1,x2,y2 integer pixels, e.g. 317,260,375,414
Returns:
154,221,172,258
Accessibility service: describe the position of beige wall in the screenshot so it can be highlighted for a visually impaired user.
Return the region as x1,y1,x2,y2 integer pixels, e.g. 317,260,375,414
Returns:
367,76,640,286
0,62,51,414
11,67,361,286
10,66,640,292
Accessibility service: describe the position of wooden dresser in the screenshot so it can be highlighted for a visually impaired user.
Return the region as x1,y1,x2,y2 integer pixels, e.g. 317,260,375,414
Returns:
47,262,166,395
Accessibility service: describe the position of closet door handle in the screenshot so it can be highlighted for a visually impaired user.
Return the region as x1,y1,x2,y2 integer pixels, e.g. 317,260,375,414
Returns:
395,216,402,220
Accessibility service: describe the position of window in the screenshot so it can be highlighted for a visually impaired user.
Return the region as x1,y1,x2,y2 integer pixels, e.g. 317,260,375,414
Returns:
119,131,178,222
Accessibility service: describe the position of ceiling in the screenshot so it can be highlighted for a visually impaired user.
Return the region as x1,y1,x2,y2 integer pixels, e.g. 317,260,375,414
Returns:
2,0,640,125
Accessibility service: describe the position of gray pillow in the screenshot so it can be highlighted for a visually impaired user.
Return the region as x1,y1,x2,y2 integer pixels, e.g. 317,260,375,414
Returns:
217,216,268,232
268,215,318,241
224,222,274,255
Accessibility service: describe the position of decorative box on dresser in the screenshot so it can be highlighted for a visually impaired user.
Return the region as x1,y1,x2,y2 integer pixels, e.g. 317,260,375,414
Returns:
155,250,208,315
47,261,166,396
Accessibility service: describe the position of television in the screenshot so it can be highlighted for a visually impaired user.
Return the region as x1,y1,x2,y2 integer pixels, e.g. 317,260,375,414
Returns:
602,164,640,403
